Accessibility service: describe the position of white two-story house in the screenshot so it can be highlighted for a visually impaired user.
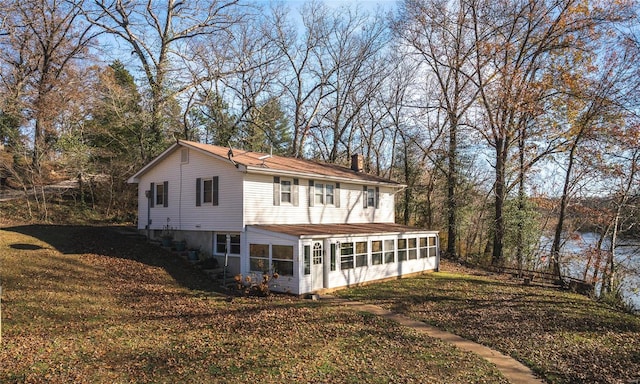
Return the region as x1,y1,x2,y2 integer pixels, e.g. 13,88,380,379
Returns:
127,140,439,295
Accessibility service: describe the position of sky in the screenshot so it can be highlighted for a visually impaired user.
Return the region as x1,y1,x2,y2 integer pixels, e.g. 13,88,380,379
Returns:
256,0,398,11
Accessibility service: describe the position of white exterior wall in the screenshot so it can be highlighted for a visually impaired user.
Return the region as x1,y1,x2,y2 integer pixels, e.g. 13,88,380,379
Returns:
298,232,439,294
246,226,439,295
244,229,300,294
321,234,439,291
243,173,396,225
178,149,244,232
135,148,244,233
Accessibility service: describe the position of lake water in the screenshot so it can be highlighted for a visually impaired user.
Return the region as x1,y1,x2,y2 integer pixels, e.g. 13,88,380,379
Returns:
539,233,640,311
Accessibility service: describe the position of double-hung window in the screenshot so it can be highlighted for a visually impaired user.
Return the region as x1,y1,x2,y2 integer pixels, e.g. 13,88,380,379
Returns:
203,179,213,203
325,184,335,205
281,180,292,203
249,244,294,276
398,239,407,261
314,183,324,205
273,177,298,206
355,241,368,267
408,238,417,260
372,240,383,265
309,180,339,207
150,181,168,208
196,177,219,206
362,186,379,208
384,239,395,263
340,242,354,270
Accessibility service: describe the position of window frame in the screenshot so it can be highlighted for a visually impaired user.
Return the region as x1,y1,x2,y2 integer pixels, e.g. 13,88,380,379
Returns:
408,238,417,260
214,232,241,255
249,243,270,273
398,238,407,261
362,185,379,208
372,240,383,265
154,182,168,207
203,178,213,204
325,184,335,205
196,176,219,206
340,242,354,270
355,241,368,268
314,182,324,205
310,181,336,206
384,239,395,263
272,245,294,276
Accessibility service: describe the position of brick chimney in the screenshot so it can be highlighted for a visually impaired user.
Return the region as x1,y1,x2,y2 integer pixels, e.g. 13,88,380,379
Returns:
351,154,363,172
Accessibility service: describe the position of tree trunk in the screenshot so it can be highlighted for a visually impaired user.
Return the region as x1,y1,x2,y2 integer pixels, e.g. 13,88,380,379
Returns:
516,131,526,274
492,137,506,266
550,138,579,280
446,117,458,258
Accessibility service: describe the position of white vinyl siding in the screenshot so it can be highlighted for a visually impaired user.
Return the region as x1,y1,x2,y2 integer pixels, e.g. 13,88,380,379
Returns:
244,174,395,225
136,149,243,232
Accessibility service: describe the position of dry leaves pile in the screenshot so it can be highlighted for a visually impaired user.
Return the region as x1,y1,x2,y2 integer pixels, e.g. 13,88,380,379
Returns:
0,226,506,383
341,260,640,384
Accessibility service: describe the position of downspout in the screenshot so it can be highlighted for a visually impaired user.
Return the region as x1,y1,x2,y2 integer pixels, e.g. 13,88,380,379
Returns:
145,189,151,239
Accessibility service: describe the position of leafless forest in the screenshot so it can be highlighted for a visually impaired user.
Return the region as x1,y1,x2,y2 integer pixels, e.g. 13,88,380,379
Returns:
1,0,639,307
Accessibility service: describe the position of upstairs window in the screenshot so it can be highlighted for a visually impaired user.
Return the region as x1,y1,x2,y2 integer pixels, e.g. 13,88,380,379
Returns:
309,181,338,207
281,180,292,203
196,177,219,206
150,181,168,208
203,179,213,203
362,186,379,208
314,183,324,205
156,183,164,206
273,177,298,206
325,184,335,205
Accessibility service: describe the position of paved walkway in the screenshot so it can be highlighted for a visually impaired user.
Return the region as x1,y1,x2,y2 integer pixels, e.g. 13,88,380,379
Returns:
322,296,545,384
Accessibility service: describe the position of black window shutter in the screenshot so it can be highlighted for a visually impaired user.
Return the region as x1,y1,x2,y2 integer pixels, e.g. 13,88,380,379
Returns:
273,176,280,206
292,178,299,206
363,185,368,208
308,180,314,207
163,181,169,207
375,187,380,209
196,178,201,206
335,183,340,207
150,182,155,208
212,176,219,206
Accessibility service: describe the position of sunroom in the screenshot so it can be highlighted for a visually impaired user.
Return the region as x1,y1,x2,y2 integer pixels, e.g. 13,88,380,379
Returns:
245,223,440,295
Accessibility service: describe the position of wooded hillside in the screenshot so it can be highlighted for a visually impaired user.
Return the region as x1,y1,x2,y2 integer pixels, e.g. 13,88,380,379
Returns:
1,0,639,305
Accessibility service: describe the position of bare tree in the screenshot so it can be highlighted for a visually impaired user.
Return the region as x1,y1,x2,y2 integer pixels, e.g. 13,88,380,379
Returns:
80,0,247,160
309,5,390,163
0,0,97,173
471,0,629,266
264,1,334,158
395,0,483,259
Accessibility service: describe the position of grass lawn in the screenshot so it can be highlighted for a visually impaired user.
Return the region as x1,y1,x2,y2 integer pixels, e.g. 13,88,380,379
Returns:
338,264,640,384
0,225,506,383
